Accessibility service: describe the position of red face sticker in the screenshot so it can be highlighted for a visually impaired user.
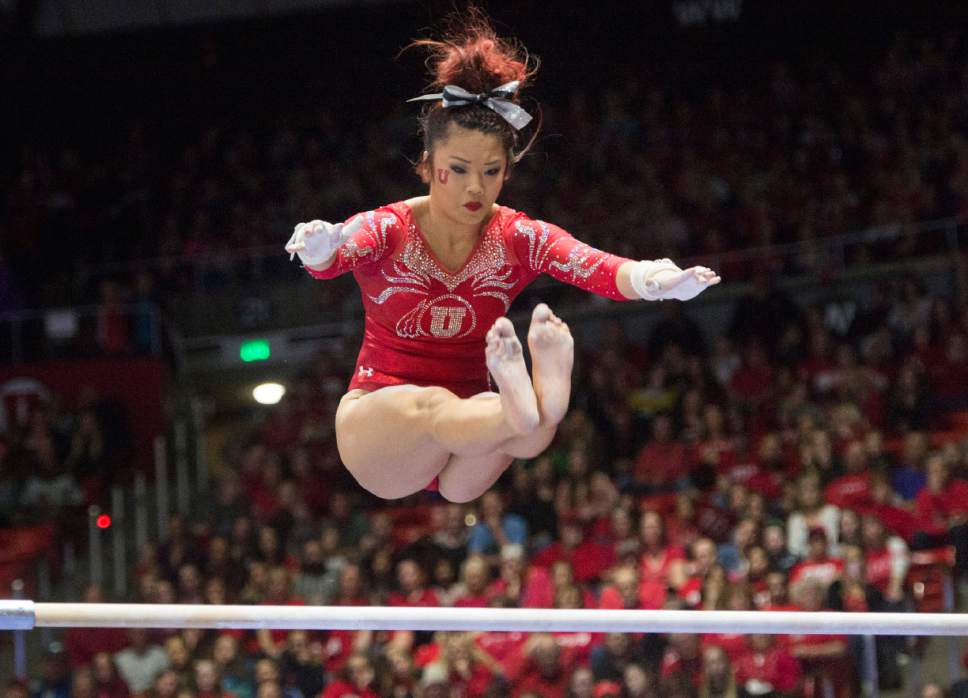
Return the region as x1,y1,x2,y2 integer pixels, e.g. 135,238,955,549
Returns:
436,168,449,184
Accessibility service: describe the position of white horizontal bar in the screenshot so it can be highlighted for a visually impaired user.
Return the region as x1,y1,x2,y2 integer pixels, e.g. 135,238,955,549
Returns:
1,603,963,636
0,601,35,630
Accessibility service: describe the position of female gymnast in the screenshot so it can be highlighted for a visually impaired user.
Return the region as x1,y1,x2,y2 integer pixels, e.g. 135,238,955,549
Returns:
286,14,720,503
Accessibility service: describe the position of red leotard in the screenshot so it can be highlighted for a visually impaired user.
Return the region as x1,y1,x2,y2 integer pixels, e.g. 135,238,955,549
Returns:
307,201,632,396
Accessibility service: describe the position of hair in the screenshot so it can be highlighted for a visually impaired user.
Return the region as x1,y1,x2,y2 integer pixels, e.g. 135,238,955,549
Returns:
404,6,541,178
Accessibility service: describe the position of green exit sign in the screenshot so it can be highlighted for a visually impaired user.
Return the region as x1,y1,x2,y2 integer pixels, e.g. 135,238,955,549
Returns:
240,339,271,362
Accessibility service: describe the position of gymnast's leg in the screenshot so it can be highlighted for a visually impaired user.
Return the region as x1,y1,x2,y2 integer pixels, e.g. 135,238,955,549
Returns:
504,303,574,458
438,304,574,501
335,317,539,500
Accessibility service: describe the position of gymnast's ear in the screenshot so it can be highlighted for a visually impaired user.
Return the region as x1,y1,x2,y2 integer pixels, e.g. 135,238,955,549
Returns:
417,150,431,184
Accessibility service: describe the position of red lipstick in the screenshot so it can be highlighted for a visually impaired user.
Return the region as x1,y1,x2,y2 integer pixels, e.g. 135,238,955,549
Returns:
464,202,482,212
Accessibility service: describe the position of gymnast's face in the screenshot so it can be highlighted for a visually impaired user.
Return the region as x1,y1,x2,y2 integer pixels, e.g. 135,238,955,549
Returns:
426,123,508,227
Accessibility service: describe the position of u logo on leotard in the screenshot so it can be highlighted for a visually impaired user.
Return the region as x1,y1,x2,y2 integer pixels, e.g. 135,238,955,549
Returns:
428,306,467,338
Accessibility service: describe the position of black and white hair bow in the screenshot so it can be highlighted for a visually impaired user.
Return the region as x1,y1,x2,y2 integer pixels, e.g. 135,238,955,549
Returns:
407,80,533,130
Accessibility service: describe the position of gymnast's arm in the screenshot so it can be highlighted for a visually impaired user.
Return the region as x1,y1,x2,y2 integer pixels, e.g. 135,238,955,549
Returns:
284,210,400,278
510,217,720,301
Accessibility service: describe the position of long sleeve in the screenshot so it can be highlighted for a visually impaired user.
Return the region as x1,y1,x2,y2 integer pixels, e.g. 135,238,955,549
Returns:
305,208,403,280
507,216,633,300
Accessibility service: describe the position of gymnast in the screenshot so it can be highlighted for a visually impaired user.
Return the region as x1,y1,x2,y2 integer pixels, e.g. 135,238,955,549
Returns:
286,12,720,503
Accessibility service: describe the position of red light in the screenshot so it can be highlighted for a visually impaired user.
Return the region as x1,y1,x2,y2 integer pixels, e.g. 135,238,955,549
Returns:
96,515,112,529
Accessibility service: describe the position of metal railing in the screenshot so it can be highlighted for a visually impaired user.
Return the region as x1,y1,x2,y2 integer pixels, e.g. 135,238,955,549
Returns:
0,303,162,365
74,215,967,298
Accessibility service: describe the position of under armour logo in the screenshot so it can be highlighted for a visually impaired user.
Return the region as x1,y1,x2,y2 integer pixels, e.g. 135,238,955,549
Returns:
358,366,374,378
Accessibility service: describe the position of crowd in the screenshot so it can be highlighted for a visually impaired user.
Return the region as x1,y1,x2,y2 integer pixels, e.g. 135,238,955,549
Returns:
0,382,132,529
3,31,968,317
6,268,966,697
3,10,968,698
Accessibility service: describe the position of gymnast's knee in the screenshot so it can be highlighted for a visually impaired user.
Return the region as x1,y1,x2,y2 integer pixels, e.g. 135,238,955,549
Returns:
437,477,485,504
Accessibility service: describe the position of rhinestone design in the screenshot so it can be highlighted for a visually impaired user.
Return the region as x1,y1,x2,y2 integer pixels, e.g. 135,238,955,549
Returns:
367,216,518,338
339,210,395,266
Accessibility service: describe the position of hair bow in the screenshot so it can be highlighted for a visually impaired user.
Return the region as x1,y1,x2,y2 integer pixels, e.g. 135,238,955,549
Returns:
407,80,533,130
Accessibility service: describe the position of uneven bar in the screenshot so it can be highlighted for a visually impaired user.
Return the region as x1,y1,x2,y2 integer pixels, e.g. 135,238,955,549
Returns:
0,602,961,636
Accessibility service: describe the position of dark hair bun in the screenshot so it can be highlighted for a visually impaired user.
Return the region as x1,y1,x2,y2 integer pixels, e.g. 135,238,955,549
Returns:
409,8,537,96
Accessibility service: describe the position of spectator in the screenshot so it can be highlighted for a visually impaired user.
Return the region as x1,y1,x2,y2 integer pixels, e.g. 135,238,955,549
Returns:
789,529,844,591
660,633,702,687
860,514,909,601
678,538,719,608
114,629,170,694
64,585,128,668
591,632,648,684
193,660,232,698
146,671,180,698
717,518,758,574
377,646,419,697
468,491,528,561
567,666,595,698
439,632,496,697
29,644,71,698
70,669,97,698
431,502,471,573
211,635,252,698
322,653,380,698
786,473,840,558
633,416,693,492
321,492,370,549
91,652,130,698
508,634,569,697
914,452,968,571
388,558,440,607
699,645,737,698
622,663,657,698
453,554,492,607
638,510,687,590
732,634,801,696
292,539,331,605
508,458,558,547
486,544,554,609
531,515,616,584
164,635,193,681
787,578,850,696
278,632,324,698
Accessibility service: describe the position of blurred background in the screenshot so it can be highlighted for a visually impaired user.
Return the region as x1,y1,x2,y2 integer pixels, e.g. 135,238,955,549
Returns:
1,0,967,696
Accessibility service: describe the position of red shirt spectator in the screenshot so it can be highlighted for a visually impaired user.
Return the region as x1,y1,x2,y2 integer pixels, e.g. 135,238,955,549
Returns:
633,416,694,488
638,509,686,587
531,518,616,584
321,654,380,698
731,344,774,404
660,634,703,686
733,635,802,693
789,529,843,590
387,559,440,607
474,631,528,675
453,555,492,608
702,633,748,662
506,635,571,698
914,456,968,536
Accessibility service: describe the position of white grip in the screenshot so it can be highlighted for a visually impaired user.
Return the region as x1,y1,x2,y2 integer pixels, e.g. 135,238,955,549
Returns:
285,216,363,267
628,258,680,300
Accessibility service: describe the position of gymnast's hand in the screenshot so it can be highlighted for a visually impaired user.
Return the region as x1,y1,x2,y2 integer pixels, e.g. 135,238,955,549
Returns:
285,215,363,267
649,261,721,301
630,258,721,301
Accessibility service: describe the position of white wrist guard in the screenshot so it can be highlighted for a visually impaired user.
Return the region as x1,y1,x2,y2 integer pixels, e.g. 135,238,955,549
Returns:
285,216,363,267
628,258,681,300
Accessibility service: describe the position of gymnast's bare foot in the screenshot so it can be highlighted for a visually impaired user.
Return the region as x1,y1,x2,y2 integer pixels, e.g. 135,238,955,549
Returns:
486,317,540,434
527,303,574,424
